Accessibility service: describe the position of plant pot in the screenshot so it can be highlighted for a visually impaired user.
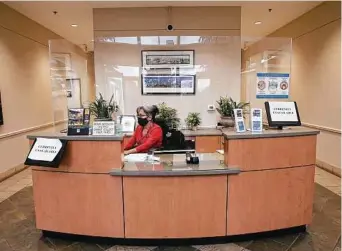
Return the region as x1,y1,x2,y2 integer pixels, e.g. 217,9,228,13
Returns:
219,116,235,127
191,126,198,131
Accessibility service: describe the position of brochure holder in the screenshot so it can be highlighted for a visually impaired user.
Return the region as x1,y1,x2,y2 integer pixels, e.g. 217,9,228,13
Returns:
251,108,263,132
233,109,246,133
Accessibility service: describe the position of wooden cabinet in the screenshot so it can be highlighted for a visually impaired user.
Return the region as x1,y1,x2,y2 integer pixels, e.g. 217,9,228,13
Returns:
195,136,223,153
227,165,315,235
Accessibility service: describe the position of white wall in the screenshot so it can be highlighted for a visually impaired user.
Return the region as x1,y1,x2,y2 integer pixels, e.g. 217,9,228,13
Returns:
0,3,89,175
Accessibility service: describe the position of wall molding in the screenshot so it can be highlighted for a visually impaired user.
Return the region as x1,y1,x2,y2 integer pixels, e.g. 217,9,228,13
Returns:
0,119,67,140
316,159,341,177
302,122,341,135
0,163,27,183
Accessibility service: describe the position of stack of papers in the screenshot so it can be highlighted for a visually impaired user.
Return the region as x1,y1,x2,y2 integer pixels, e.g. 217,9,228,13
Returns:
124,153,160,162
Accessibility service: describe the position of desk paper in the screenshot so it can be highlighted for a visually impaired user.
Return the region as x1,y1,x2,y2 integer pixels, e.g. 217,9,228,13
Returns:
124,154,160,162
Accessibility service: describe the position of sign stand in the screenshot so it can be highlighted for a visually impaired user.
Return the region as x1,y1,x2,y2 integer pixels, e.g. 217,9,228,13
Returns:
233,109,246,133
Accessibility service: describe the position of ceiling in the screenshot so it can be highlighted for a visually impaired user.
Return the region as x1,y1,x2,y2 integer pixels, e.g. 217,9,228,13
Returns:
5,1,322,51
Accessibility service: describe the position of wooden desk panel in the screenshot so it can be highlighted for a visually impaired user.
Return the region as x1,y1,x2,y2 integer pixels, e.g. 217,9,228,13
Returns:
31,141,123,173
32,171,124,237
196,136,221,153
227,165,315,235
123,175,227,238
224,135,316,171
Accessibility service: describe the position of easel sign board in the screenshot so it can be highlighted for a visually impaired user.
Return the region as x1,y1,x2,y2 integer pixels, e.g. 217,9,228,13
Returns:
24,138,68,168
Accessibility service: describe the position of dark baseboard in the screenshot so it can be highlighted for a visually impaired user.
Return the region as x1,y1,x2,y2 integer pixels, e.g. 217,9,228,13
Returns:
42,225,307,246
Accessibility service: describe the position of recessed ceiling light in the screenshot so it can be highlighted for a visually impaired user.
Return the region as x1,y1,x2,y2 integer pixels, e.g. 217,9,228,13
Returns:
71,24,78,27
254,21,262,25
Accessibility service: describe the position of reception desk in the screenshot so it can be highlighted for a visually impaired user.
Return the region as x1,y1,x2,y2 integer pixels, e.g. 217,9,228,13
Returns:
27,127,319,241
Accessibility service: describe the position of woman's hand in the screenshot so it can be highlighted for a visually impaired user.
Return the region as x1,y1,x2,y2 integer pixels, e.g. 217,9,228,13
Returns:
124,149,137,155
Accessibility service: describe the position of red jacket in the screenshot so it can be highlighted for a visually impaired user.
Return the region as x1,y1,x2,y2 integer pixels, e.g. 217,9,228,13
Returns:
124,123,163,153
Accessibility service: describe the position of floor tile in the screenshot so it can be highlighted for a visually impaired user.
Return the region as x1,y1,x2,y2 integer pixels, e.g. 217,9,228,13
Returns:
46,236,77,250
61,242,99,251
78,243,108,251
111,246,156,251
271,233,301,247
289,232,341,251
246,239,288,251
334,237,341,251
97,243,115,250
8,186,35,218
0,199,27,234
0,238,12,251
0,191,15,201
194,243,247,251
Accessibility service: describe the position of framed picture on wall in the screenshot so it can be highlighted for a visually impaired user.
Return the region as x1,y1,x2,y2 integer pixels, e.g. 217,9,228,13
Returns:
142,50,194,68
65,78,82,108
141,75,196,95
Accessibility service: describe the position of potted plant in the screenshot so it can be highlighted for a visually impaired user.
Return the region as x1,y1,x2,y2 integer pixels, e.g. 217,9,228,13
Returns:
155,102,180,130
185,112,201,130
216,96,250,127
89,93,119,121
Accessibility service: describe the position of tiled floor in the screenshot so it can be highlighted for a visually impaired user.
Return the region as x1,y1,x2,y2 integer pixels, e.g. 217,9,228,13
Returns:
0,167,340,251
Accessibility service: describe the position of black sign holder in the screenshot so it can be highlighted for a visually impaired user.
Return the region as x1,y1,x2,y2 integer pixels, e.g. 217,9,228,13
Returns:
24,138,68,168
265,101,301,130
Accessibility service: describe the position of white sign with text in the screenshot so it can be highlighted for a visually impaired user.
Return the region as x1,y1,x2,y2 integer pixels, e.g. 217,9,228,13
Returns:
93,121,116,136
268,102,298,122
28,138,62,162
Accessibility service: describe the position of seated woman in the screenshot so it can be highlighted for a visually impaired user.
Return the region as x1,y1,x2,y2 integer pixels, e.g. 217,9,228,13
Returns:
124,105,163,155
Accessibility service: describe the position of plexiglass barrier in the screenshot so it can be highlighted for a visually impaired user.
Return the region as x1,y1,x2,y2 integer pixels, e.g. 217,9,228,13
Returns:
241,37,292,125
94,32,242,128
48,39,91,127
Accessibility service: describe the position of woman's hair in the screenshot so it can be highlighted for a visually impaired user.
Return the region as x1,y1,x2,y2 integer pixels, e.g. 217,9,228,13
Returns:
136,105,159,122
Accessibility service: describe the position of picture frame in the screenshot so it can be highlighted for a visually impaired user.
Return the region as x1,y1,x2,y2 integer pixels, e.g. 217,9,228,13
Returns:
142,50,194,68
65,78,82,108
141,74,196,95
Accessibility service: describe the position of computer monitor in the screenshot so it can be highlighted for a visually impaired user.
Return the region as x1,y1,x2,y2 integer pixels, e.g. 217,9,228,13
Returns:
265,101,301,129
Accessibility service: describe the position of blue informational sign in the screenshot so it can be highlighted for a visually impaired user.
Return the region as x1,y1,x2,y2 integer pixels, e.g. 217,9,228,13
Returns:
256,73,290,99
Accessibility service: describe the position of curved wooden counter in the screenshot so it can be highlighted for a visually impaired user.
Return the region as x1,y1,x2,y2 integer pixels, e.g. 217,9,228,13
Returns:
27,127,319,241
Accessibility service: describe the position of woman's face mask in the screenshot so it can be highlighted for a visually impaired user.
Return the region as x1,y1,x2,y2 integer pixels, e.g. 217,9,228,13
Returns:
137,110,151,126
138,117,149,126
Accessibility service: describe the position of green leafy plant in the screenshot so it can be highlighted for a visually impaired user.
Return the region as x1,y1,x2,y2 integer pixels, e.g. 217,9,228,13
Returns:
216,96,250,117
156,102,180,129
185,112,201,129
89,93,119,119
